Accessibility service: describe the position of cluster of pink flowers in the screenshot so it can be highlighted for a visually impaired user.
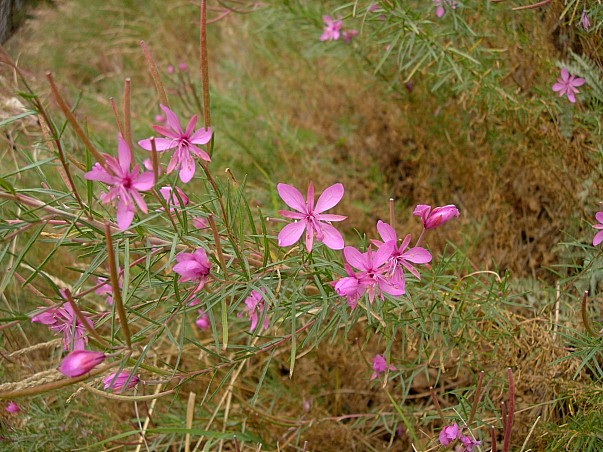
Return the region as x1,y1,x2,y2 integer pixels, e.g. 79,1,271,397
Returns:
84,104,212,231
320,16,358,43
439,423,481,451
276,182,458,308
333,222,431,308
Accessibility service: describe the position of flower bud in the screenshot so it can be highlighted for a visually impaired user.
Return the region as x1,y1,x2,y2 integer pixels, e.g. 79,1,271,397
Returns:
59,350,105,377
5,402,20,413
413,204,459,229
103,370,139,392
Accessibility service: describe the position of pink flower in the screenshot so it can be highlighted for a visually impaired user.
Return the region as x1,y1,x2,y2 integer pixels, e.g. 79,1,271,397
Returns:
373,221,432,291
154,114,166,123
59,350,105,377
434,0,456,17
370,354,396,380
167,65,175,74
459,435,481,452
277,182,347,252
439,423,461,446
195,309,210,330
103,370,140,392
413,204,459,229
368,3,379,12
159,186,189,212
31,297,93,350
320,15,343,41
84,136,155,230
333,264,364,309
138,105,213,183
343,29,358,43
5,402,19,414
192,216,209,229
95,274,122,306
552,68,586,103
238,289,269,332
341,242,404,303
178,62,188,72
592,212,603,246
173,248,211,291
580,9,590,31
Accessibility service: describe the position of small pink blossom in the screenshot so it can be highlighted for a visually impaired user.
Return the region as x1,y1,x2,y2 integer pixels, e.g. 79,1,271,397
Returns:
31,297,93,350
103,370,140,392
439,423,461,446
167,65,175,74
195,309,210,330
370,354,396,380
173,248,211,291
592,212,603,246
552,68,586,103
459,435,481,452
320,15,343,41
178,62,188,72
84,136,155,230
5,402,19,414
413,204,459,229
434,0,456,17
238,289,269,332
138,105,213,183
154,114,166,123
277,182,347,252
59,350,105,377
368,3,379,12
343,29,358,43
159,186,189,212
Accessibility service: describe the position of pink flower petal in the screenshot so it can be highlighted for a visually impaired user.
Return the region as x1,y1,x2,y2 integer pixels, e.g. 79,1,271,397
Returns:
320,223,345,250
160,104,183,134
278,221,307,247
314,183,344,213
132,172,155,191
376,220,397,243
117,201,135,230
277,183,307,213
190,127,213,145
117,136,132,172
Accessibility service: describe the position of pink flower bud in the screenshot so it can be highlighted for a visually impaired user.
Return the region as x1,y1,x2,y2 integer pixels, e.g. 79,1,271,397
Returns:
413,204,459,229
103,370,139,392
178,62,188,72
195,310,210,331
167,65,175,74
59,350,105,377
5,402,20,413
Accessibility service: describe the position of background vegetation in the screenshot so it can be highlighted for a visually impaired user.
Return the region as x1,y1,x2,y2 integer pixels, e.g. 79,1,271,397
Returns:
1,0,602,450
